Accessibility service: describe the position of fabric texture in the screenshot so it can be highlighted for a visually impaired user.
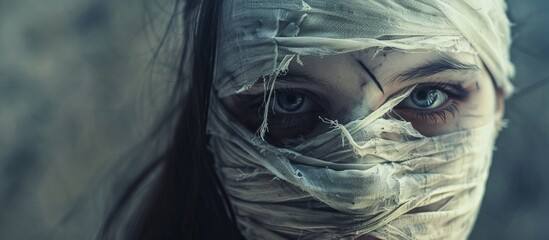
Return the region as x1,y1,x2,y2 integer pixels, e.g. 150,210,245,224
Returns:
208,90,500,239
214,0,514,98
209,0,512,239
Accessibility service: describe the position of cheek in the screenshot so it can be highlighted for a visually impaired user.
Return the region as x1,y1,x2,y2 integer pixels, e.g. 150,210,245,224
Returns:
456,78,498,128
220,97,258,131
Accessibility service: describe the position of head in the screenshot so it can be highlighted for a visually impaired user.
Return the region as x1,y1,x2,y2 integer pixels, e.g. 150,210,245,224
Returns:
107,0,514,239
207,0,513,239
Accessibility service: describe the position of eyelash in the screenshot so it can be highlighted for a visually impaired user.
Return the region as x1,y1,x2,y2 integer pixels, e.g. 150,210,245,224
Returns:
412,101,459,123
236,88,325,127
233,81,470,141
395,82,469,124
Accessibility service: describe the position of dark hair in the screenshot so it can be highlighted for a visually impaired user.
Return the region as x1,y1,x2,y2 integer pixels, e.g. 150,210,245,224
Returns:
101,0,243,239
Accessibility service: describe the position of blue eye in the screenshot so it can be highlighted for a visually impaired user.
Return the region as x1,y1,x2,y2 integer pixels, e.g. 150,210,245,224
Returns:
273,92,309,113
229,88,326,144
401,87,449,110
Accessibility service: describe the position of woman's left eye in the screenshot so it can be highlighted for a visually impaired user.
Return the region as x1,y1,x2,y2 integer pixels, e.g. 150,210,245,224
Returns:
394,83,469,124
400,87,449,110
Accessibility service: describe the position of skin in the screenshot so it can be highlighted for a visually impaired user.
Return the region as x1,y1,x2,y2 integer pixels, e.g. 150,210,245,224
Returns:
221,48,504,239
223,48,504,144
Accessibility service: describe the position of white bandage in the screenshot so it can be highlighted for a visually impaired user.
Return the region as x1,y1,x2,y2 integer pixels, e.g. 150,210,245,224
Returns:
214,0,514,97
207,89,500,239
209,1,511,239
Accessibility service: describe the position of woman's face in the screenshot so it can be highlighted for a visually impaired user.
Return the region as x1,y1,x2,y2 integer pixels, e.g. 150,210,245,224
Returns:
222,49,503,145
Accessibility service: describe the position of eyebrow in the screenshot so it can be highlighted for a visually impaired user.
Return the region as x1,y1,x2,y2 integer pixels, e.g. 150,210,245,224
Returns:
391,54,480,84
253,54,479,93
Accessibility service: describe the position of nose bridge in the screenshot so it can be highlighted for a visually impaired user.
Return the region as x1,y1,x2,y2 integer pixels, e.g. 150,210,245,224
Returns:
348,99,375,123
326,88,415,153
346,50,389,122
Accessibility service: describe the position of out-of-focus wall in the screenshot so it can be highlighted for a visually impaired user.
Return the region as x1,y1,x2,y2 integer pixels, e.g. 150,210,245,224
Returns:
471,1,549,239
0,0,175,239
0,0,547,239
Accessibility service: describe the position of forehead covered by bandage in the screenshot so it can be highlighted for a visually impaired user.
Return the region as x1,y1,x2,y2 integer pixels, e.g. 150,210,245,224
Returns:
214,0,515,97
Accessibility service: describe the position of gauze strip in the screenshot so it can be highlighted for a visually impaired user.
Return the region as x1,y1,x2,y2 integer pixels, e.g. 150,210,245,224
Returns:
214,0,514,98
207,89,500,239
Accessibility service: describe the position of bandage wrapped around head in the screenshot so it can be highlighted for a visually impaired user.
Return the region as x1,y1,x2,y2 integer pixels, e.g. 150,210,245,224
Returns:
214,0,514,98
207,1,513,239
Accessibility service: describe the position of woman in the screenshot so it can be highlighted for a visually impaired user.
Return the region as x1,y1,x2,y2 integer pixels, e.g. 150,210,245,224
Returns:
102,0,514,239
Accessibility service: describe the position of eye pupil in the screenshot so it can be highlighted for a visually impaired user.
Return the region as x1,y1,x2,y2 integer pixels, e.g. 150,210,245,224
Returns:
416,90,428,100
277,93,304,112
412,89,438,108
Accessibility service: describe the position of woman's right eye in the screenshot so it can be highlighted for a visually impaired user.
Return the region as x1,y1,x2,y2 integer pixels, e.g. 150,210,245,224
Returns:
231,88,326,144
273,91,315,114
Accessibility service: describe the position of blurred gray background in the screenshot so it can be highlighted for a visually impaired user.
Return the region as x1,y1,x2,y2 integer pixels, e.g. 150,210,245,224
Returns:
0,0,548,239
